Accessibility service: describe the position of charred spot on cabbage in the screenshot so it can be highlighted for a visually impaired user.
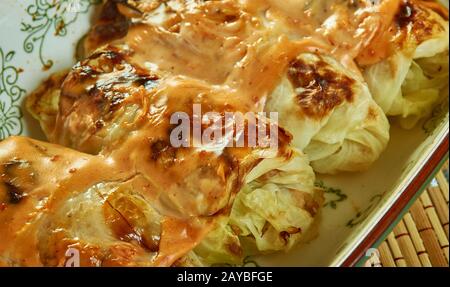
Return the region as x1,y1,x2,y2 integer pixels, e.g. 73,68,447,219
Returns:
0,159,34,204
395,0,447,44
149,139,177,167
396,0,416,29
287,56,355,119
62,48,160,117
83,0,131,54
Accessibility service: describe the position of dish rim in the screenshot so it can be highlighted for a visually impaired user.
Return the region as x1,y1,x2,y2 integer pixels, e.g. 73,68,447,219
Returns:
337,127,449,267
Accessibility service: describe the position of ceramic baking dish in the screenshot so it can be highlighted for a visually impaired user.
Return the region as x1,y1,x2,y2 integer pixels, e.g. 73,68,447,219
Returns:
0,0,448,267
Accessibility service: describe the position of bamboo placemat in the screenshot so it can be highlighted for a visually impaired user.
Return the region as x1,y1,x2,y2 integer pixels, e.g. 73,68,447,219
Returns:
365,161,449,267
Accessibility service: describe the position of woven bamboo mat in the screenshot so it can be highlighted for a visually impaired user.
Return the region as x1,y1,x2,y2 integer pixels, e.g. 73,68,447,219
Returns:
365,161,449,267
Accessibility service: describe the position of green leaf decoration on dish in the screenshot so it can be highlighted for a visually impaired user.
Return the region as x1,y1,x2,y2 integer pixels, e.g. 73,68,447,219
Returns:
315,180,348,209
0,47,25,140
21,0,100,70
346,194,383,228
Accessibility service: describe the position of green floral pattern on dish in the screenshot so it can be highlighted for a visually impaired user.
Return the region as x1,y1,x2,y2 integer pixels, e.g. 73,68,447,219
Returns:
21,0,100,69
0,48,25,140
346,194,383,228
315,180,348,209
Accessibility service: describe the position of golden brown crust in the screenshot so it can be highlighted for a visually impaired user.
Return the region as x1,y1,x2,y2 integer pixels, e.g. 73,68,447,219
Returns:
25,71,68,135
395,0,447,46
357,0,448,66
83,0,130,57
287,55,355,119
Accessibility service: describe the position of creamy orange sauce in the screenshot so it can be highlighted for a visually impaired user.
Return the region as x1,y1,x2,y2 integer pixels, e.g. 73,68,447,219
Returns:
0,137,231,266
83,0,448,89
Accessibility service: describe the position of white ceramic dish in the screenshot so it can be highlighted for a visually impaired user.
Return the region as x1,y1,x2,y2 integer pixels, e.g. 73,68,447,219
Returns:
0,0,448,266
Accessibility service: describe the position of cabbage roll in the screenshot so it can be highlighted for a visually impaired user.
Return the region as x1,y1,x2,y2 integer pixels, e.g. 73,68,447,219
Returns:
0,137,211,266
229,148,321,253
186,148,321,266
363,1,449,128
266,53,390,174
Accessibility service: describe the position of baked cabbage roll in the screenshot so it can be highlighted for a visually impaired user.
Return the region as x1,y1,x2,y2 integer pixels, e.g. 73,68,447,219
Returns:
186,148,321,266
362,1,449,129
266,53,390,174
0,137,214,266
229,148,321,253
26,46,324,265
